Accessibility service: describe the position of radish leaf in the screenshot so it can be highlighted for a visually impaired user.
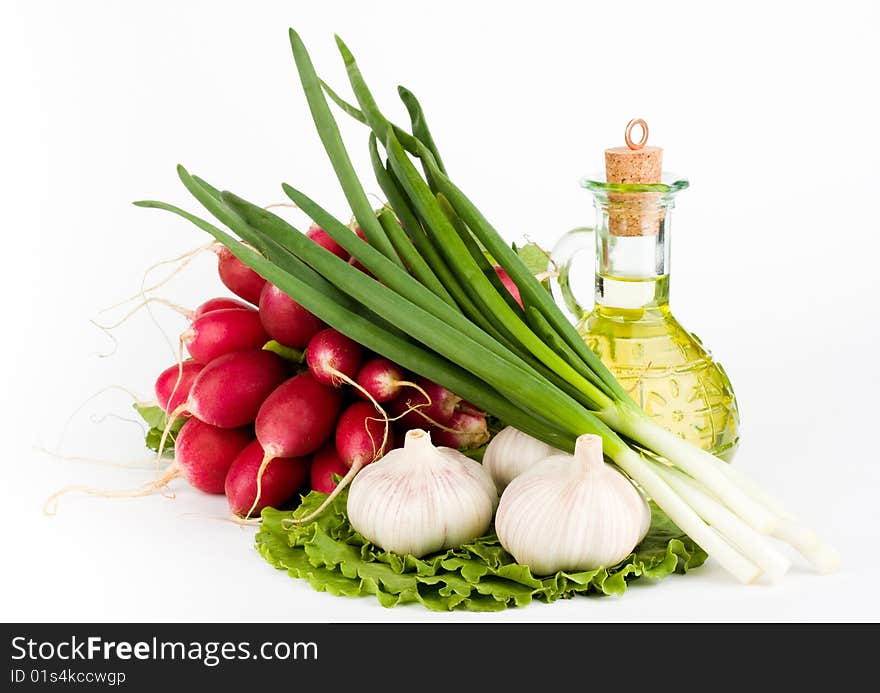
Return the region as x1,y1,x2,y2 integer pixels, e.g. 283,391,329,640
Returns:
133,404,186,454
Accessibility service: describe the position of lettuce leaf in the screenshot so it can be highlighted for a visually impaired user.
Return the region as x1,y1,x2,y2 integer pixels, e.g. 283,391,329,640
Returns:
256,489,706,611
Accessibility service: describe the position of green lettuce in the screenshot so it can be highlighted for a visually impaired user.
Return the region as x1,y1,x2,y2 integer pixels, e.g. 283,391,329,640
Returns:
256,488,706,612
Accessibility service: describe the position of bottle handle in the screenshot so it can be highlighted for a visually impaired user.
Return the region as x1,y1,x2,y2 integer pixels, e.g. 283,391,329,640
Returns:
549,226,594,325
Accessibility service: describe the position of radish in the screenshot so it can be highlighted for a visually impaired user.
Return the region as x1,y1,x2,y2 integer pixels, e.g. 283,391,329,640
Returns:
336,401,393,469
388,378,461,429
163,349,287,434
215,245,266,305
258,282,325,348
310,443,349,494
154,360,204,415
494,265,523,308
292,399,393,524
225,440,309,517
255,372,343,458
354,358,407,403
191,296,252,319
430,409,490,450
307,224,349,261
174,418,252,494
245,372,343,517
306,328,363,388
181,308,269,364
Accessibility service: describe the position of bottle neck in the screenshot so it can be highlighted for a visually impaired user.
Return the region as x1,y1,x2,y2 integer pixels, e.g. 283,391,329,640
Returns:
593,192,673,312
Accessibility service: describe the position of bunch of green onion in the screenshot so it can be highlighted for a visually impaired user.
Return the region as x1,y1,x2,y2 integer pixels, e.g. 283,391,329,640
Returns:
137,28,838,584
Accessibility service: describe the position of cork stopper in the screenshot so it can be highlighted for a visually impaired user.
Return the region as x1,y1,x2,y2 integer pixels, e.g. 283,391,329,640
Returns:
604,119,664,237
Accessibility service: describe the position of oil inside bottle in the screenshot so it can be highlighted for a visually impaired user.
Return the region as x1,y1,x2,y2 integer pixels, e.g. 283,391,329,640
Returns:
579,273,739,460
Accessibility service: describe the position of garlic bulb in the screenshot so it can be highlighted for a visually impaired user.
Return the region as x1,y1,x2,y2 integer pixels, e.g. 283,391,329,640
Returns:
483,426,564,492
347,429,498,558
495,433,651,575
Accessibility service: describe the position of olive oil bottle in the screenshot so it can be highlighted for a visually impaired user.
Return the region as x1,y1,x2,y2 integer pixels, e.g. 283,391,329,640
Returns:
551,121,740,460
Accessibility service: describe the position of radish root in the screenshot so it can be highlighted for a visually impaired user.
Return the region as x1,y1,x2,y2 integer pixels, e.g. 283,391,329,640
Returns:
244,452,275,521
91,319,121,358
285,461,363,527
93,296,192,331
43,465,182,515
393,382,460,433
55,385,148,451
87,412,147,434
34,446,162,471
98,242,215,316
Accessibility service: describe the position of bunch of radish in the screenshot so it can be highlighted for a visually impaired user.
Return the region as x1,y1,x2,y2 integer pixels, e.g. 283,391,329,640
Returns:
149,225,491,519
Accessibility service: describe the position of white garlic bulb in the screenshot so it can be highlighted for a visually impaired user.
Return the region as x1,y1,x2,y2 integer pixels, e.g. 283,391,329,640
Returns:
347,429,498,558
483,426,564,492
495,433,652,575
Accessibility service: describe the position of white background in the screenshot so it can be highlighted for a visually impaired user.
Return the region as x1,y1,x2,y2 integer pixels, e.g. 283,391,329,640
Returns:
2,0,878,622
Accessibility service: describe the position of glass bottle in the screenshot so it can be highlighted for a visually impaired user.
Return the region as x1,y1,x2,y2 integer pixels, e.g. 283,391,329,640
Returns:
550,168,740,461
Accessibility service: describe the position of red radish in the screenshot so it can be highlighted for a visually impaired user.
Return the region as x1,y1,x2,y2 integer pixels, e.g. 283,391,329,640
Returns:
191,296,252,319
154,360,204,414
181,308,269,364
430,410,491,450
174,419,252,494
255,372,343,459
494,265,523,308
354,358,406,403
290,398,392,525
215,245,267,305
307,224,349,261
225,440,309,517
165,350,287,432
306,328,363,388
310,443,349,494
244,372,344,518
336,401,393,469
258,282,326,348
388,378,461,429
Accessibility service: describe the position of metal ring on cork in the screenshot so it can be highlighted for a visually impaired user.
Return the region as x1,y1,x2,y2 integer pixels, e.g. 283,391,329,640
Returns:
624,118,649,150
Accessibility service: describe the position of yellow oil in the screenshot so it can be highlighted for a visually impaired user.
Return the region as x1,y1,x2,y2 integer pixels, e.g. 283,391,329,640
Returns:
579,274,740,461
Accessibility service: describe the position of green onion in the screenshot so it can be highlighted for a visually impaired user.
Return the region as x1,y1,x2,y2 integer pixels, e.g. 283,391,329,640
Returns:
289,31,403,269
397,85,446,175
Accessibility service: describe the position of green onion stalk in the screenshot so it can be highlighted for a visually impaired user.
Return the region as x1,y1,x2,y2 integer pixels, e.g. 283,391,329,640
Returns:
136,28,838,584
